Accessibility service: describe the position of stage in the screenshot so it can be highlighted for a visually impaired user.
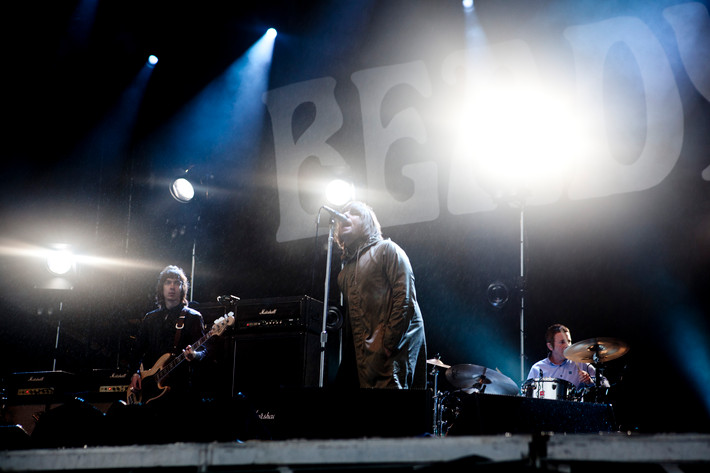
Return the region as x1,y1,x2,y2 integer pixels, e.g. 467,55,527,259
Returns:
2,433,710,472
2,3,710,472
2,385,710,472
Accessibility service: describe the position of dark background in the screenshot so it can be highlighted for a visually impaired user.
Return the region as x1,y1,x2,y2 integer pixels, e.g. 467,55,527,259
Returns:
1,0,709,434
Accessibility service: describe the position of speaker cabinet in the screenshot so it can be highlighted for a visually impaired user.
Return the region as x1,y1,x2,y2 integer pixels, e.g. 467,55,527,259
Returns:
232,331,321,393
3,404,61,436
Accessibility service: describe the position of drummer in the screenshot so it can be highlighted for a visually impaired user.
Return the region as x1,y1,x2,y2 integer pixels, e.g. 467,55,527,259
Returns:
527,324,609,389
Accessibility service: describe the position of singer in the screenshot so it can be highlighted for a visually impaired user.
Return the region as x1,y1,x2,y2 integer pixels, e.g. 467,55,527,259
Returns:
333,201,427,389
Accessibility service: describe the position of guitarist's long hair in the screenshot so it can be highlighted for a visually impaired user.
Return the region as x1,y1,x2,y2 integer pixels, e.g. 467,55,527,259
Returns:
155,265,190,308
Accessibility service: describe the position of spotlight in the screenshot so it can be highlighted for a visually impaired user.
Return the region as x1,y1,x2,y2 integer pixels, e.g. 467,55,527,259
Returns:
47,248,74,276
462,0,474,10
147,55,159,66
170,177,195,203
266,28,277,39
325,179,355,206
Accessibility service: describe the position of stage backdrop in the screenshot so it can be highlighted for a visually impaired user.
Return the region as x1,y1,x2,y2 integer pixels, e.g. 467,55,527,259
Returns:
1,0,709,433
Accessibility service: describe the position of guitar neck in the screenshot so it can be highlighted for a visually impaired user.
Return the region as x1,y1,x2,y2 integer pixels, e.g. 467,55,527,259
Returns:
155,331,212,383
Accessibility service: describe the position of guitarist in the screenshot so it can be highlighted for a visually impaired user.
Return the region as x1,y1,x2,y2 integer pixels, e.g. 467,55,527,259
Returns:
128,265,207,405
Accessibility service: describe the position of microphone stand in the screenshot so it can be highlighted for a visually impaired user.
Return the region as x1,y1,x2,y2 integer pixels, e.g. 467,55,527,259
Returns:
318,215,337,387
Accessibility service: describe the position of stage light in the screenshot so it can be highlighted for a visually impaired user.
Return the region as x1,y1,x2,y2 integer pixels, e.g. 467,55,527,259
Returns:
266,28,277,39
147,55,158,66
325,179,355,206
170,177,195,203
46,248,74,276
452,80,593,203
462,0,474,10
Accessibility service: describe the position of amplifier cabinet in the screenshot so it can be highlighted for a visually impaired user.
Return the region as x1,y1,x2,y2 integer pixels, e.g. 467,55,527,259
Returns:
232,331,321,392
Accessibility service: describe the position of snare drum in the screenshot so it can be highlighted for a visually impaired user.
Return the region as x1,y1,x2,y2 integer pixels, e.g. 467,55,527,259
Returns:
521,377,574,401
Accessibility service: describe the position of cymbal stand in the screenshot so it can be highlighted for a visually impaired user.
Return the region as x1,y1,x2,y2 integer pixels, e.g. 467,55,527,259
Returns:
430,356,444,436
590,344,606,403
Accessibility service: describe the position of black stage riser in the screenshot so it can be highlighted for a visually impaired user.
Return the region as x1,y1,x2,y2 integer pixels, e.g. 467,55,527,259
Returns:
4,389,431,447
3,389,620,448
240,387,431,440
445,392,616,435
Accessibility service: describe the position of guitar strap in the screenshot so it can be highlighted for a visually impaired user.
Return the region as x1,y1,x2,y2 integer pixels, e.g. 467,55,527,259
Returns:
173,309,186,352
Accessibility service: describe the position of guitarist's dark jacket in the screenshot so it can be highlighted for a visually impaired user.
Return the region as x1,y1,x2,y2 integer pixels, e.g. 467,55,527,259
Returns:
130,304,207,401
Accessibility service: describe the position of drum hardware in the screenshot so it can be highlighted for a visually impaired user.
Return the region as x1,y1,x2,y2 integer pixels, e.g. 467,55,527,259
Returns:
521,377,574,401
427,355,450,436
437,390,468,436
445,364,519,396
574,383,609,403
564,337,630,403
438,363,519,435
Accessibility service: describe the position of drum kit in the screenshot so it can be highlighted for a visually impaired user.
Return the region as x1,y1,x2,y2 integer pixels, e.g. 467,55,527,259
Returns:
428,336,630,436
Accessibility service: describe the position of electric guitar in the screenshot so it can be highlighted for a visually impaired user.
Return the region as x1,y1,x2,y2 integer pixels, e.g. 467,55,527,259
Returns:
127,312,234,405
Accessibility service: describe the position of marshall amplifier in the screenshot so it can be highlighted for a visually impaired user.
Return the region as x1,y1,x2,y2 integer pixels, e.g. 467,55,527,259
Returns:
82,369,131,412
230,296,337,392
235,295,323,333
6,371,77,405
3,371,77,435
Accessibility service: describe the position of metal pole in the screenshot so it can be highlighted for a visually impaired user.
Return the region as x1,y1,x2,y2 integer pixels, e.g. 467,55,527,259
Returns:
190,238,196,302
519,203,526,383
52,302,63,371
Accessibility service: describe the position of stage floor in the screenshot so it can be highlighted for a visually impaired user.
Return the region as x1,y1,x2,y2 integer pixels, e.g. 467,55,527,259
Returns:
2,433,710,472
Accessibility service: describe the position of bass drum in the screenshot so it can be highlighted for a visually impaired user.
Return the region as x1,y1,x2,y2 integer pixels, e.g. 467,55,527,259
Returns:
521,377,574,401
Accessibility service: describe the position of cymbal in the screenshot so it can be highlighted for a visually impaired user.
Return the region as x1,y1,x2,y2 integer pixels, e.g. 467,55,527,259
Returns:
426,358,451,369
564,337,629,363
445,364,519,395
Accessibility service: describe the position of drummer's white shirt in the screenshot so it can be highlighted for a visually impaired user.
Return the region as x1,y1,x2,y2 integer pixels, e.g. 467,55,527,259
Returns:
527,357,607,388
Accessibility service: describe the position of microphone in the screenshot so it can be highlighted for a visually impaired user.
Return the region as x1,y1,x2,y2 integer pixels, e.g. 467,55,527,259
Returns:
321,205,349,223
217,295,240,304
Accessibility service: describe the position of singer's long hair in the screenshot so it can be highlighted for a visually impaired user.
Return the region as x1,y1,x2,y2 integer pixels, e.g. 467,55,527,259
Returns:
334,200,382,252
155,265,189,308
